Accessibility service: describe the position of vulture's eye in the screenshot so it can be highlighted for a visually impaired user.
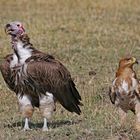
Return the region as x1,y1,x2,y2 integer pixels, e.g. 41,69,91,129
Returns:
17,24,20,27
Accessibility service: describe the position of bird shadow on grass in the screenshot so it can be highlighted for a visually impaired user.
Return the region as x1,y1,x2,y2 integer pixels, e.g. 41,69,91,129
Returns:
5,119,82,130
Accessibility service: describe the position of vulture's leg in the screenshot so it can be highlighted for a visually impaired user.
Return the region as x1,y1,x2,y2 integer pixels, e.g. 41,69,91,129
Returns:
135,103,140,132
39,92,56,131
24,117,30,130
42,118,48,131
18,95,34,131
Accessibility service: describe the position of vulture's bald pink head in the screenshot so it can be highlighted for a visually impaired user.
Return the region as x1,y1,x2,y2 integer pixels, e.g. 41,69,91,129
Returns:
5,21,25,37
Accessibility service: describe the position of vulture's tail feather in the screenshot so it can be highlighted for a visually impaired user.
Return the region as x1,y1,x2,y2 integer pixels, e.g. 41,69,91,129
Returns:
62,81,82,115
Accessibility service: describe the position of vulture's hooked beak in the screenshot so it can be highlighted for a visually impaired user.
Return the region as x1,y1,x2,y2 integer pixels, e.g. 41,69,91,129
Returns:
5,24,14,35
5,24,10,34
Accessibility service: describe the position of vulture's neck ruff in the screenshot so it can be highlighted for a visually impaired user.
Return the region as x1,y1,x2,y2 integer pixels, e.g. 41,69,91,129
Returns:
10,34,33,67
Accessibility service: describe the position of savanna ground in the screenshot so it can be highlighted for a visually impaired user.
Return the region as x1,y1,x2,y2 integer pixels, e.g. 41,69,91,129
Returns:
0,0,140,139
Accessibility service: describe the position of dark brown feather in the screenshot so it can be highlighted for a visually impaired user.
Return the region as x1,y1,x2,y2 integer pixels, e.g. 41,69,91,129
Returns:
0,54,15,91
25,55,82,115
0,54,40,107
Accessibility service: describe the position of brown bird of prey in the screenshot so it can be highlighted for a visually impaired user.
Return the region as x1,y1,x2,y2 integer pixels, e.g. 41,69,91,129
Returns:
0,21,82,131
109,57,140,131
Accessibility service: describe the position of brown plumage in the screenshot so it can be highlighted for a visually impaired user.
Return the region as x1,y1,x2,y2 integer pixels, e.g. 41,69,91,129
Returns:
0,54,14,91
109,57,140,130
0,21,82,131
26,55,81,113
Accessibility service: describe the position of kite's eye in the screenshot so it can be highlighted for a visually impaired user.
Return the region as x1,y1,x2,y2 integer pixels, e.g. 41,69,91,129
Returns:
126,58,131,61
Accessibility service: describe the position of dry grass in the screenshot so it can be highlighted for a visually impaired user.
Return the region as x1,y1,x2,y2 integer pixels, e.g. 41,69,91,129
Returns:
0,0,140,139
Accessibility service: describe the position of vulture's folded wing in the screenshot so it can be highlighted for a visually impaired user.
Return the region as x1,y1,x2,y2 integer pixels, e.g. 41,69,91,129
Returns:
25,56,82,115
0,54,16,92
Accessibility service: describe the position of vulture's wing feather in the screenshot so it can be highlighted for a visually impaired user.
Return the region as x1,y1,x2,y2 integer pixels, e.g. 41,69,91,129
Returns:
0,54,40,107
26,56,82,115
0,54,15,91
